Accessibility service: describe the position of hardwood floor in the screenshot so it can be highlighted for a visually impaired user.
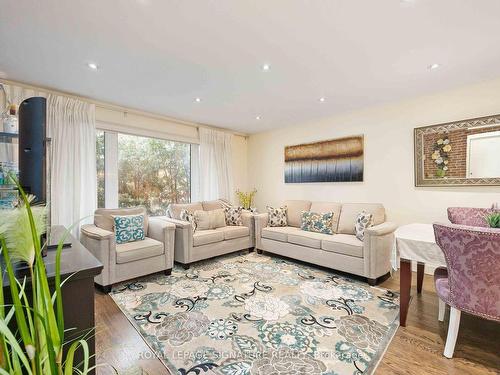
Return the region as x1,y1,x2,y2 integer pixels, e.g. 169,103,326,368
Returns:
94,271,500,375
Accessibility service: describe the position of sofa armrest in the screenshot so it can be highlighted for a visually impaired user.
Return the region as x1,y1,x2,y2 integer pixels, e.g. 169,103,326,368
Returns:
81,224,114,240
148,217,176,269
363,222,397,279
365,222,398,236
241,212,256,246
80,224,114,286
254,213,269,249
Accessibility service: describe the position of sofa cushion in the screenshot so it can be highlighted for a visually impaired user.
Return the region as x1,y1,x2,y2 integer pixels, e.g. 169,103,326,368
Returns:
115,237,164,264
112,214,146,244
180,209,197,233
261,226,300,242
301,211,334,235
267,206,288,227
338,203,385,235
202,199,232,211
288,231,331,249
355,211,374,241
167,202,203,219
284,200,312,227
194,209,226,230
193,229,225,246
95,207,148,233
216,226,250,240
310,202,342,232
321,234,364,258
225,206,243,226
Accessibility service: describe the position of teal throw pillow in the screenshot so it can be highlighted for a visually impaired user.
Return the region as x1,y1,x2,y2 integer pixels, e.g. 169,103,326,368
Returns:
301,211,334,235
113,214,145,244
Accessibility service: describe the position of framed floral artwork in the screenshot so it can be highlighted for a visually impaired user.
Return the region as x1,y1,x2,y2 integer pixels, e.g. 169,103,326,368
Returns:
414,114,500,186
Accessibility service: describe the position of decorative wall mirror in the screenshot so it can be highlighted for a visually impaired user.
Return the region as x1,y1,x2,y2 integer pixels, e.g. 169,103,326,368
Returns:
414,114,500,186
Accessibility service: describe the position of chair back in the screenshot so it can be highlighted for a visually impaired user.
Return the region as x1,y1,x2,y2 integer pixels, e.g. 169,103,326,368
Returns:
94,207,148,233
447,207,496,227
433,223,500,322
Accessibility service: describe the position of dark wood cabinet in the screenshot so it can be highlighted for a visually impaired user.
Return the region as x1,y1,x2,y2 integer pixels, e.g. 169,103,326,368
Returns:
1,226,103,374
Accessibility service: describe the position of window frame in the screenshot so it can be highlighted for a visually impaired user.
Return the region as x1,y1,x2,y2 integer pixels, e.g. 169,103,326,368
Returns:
96,127,197,213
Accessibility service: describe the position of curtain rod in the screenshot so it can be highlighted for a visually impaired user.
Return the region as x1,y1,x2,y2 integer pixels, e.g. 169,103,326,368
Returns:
0,78,248,138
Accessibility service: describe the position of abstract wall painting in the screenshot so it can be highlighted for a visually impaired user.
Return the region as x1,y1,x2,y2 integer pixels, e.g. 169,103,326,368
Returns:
284,135,364,183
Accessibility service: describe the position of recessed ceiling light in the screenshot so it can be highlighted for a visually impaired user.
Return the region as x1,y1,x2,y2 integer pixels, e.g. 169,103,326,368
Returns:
87,62,98,70
255,116,261,120
428,63,440,71
319,97,326,102
262,64,270,72
195,97,201,102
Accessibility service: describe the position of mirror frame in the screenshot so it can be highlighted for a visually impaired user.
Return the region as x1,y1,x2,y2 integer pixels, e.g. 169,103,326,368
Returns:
414,114,500,187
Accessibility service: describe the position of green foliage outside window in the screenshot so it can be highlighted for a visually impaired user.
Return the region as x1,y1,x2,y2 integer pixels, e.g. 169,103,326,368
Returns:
117,134,191,215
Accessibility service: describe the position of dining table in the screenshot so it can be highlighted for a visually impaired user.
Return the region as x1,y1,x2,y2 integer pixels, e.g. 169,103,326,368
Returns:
391,223,446,326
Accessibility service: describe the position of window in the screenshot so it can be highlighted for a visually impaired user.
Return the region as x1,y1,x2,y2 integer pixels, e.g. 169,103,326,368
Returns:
96,131,192,215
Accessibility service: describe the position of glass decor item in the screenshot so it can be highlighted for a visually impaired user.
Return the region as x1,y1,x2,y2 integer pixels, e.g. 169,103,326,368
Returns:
3,104,18,133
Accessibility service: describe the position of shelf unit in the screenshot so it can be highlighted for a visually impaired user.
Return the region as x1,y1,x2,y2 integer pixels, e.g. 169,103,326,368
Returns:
0,131,19,208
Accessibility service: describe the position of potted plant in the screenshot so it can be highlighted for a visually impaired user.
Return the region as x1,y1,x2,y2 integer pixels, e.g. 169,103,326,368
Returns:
235,189,257,211
0,180,92,374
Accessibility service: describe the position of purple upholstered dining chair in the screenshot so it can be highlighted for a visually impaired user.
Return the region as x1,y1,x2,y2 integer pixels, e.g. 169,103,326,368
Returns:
447,206,497,227
433,223,500,358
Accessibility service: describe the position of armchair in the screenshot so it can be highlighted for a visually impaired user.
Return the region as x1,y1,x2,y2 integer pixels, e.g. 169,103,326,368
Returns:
80,207,175,292
433,223,500,358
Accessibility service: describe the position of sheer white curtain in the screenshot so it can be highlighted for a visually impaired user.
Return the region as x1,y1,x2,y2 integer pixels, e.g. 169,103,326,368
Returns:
47,94,96,236
198,128,234,201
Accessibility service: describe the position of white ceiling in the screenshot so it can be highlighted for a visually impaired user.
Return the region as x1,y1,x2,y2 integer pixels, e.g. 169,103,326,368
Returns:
1,0,500,133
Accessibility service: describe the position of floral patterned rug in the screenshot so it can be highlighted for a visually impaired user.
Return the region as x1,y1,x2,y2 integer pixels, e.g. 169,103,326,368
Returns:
110,251,399,375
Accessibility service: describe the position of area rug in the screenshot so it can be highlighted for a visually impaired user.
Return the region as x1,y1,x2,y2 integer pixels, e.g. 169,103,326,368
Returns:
110,251,400,375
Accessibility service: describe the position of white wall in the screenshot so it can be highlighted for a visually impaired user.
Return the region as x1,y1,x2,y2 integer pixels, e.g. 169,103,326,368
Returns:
232,135,249,202
248,78,500,225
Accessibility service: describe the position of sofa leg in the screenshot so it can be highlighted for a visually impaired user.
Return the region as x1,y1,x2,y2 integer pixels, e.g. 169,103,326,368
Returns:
182,263,191,270
367,278,377,286
100,284,112,293
164,268,172,276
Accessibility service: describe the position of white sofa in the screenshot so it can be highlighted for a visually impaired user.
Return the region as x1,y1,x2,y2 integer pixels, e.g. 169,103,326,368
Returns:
161,200,255,268
254,200,397,285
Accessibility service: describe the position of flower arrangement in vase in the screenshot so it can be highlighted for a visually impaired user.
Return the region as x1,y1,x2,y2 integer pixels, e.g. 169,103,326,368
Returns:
235,189,257,210
431,137,452,178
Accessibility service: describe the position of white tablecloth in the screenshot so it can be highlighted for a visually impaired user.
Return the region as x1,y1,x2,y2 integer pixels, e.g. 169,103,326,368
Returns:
391,223,446,275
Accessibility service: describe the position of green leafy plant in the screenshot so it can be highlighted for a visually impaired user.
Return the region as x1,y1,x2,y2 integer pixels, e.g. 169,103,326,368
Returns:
485,212,500,228
235,189,257,210
0,179,91,374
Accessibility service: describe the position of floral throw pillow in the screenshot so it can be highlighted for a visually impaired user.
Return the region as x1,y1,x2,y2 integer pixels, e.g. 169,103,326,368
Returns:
301,211,334,235
180,209,197,233
355,211,374,241
113,214,145,244
267,206,288,227
225,206,243,226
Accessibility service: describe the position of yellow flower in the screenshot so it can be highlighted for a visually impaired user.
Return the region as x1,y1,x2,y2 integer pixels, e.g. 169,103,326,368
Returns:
431,153,439,160
443,145,452,152
437,139,444,145
444,160,449,165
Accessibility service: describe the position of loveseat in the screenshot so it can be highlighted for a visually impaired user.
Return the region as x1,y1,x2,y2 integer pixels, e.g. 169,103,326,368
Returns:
161,199,255,268
254,200,397,285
